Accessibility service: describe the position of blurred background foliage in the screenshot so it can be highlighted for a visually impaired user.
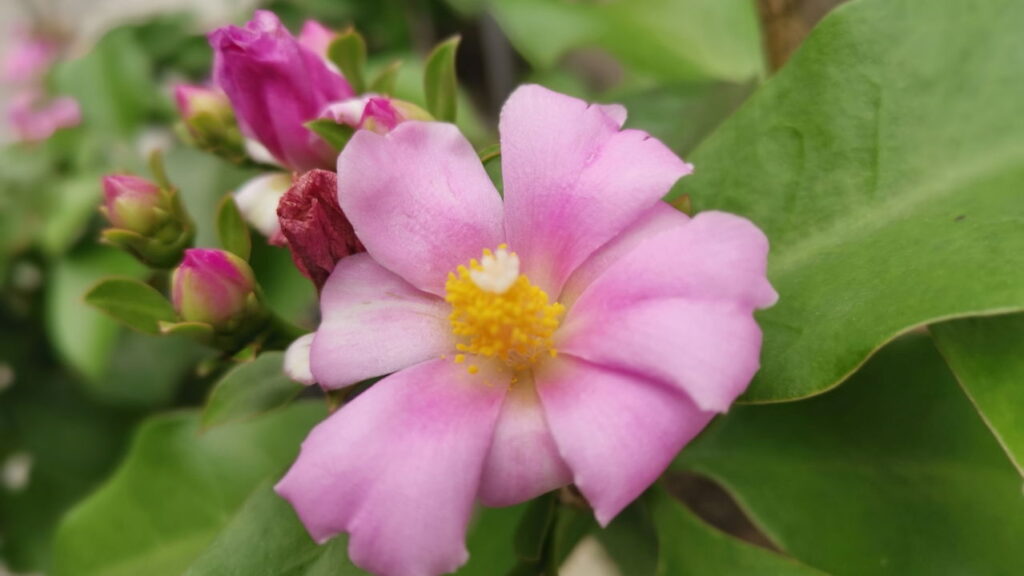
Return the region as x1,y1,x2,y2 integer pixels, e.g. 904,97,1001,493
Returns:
6,1,1024,575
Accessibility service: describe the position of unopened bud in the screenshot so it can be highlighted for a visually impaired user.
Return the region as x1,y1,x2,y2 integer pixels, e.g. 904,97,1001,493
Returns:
174,84,245,162
100,173,193,268
277,169,364,290
172,249,259,330
102,174,164,234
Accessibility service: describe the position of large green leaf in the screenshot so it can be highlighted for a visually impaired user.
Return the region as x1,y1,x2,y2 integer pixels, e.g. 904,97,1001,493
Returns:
676,335,1024,575
648,489,822,576
46,245,146,384
202,352,305,429
185,482,360,576
491,0,763,83
931,314,1024,477
0,326,136,572
670,0,1024,401
46,246,198,406
51,402,325,576
163,147,259,248
186,482,526,576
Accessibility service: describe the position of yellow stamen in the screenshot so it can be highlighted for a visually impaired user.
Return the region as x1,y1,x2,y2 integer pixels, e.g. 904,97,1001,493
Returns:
445,245,564,374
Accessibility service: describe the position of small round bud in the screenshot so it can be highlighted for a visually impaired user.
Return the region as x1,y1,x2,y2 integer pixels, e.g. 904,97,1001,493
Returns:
102,174,164,235
172,249,257,329
174,84,245,162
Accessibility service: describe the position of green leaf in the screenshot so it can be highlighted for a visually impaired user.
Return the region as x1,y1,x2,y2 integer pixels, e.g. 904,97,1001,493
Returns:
186,483,527,576
203,352,305,429
423,36,461,122
931,313,1024,477
596,498,657,576
159,320,215,341
612,81,753,155
675,335,1024,575
669,0,1024,401
85,277,176,334
369,60,402,95
491,0,763,83
46,246,146,383
327,28,367,94
51,402,325,576
0,327,136,572
164,147,260,248
39,174,103,257
458,505,528,576
185,481,360,576
648,489,823,576
249,236,317,328
216,196,252,261
51,27,158,141
514,493,557,562
306,119,356,152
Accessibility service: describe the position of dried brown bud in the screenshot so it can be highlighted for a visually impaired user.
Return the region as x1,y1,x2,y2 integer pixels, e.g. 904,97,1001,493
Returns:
277,169,364,290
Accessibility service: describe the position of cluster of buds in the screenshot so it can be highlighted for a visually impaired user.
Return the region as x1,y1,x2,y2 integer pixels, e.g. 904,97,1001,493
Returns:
100,173,194,268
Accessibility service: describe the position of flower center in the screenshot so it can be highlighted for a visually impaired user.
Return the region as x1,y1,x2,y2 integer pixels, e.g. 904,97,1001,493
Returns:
445,245,564,374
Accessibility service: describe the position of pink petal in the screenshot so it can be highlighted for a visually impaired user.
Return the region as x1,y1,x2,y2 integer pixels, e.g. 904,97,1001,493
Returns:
567,210,778,312
596,103,627,127
499,84,691,294
535,356,714,525
559,201,688,308
276,359,508,576
337,122,505,296
560,299,765,413
477,376,572,507
310,254,453,389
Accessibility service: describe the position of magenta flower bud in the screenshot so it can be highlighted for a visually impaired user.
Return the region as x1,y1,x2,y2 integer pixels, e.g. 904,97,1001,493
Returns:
208,11,354,171
297,20,336,59
102,174,165,234
172,249,257,329
276,169,363,290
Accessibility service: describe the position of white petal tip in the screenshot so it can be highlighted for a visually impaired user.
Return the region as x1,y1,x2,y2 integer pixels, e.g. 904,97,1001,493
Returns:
284,333,317,385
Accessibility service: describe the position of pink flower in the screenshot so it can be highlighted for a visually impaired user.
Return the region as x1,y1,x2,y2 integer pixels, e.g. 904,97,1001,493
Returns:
2,27,59,85
209,11,353,171
276,85,777,576
8,91,81,142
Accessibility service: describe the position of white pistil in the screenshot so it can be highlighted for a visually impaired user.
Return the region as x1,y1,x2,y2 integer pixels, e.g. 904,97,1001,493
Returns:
470,247,520,294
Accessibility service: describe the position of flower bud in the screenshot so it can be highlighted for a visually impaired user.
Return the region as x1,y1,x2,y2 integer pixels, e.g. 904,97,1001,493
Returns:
174,84,245,162
209,11,353,171
277,169,363,290
102,174,164,234
297,20,336,60
172,249,258,330
99,173,194,268
319,95,432,135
